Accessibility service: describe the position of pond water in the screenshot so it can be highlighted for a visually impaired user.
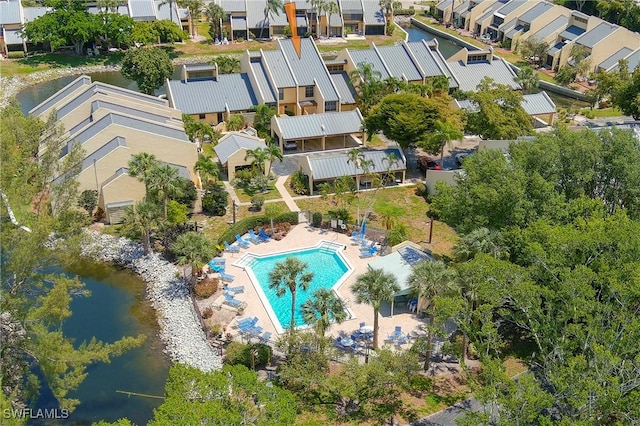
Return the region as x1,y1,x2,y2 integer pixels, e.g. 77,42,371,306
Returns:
405,26,463,59
30,261,170,425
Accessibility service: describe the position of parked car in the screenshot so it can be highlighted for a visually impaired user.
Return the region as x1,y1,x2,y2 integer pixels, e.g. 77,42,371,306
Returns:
418,156,441,171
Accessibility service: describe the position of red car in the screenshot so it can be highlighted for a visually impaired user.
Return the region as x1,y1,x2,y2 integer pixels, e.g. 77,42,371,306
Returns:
418,156,441,171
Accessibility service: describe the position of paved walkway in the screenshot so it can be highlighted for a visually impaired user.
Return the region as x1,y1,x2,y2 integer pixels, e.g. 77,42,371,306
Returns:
274,175,300,213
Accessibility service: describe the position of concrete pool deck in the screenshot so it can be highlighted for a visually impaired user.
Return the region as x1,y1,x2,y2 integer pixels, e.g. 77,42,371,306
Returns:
214,224,427,347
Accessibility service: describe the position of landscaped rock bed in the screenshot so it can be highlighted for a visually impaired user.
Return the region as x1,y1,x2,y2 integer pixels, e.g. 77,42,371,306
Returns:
81,230,222,372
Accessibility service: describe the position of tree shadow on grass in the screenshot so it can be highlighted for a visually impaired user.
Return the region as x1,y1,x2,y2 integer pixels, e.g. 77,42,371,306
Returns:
20,51,124,68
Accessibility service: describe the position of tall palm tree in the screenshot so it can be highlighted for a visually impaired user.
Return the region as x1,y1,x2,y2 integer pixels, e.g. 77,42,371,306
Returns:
302,288,347,339
264,203,283,234
245,147,269,176
322,1,339,37
514,65,539,94
453,227,509,262
171,231,215,279
269,257,314,334
347,147,365,225
310,0,326,37
351,268,400,349
128,152,159,195
265,143,283,178
407,259,457,371
349,62,383,115
205,3,226,41
194,154,220,187
426,120,463,170
122,200,160,255
259,0,284,39
431,75,450,96
148,163,181,220
178,0,204,37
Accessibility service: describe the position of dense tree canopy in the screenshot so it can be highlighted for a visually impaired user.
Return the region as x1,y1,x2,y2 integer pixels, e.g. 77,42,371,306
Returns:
120,47,173,95
363,92,462,150
463,78,533,140
430,126,640,423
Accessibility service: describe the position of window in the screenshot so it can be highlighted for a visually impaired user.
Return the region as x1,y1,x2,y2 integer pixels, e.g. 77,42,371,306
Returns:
305,86,314,98
467,54,488,63
278,88,285,101
574,16,588,25
198,113,206,120
325,101,337,111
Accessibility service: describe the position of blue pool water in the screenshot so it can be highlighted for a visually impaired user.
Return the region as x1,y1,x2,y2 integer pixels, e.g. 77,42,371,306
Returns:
246,247,350,329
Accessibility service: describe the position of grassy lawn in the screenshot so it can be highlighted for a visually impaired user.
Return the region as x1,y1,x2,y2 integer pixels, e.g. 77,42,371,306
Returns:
1,52,123,78
578,106,624,118
235,183,282,203
295,185,458,257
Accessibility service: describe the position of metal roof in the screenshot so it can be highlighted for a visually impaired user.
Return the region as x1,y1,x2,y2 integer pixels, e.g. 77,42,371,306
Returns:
66,112,189,148
436,0,453,12
376,44,423,81
519,2,554,25
2,29,22,45
447,57,520,92
528,15,568,41
599,47,634,71
232,16,247,30
348,48,391,79
81,137,127,173
250,61,277,103
296,15,308,27
308,147,406,180
23,6,48,22
129,0,156,18
261,50,297,88
505,25,523,40
219,0,246,12
475,2,503,24
499,16,518,32
559,25,585,40
279,38,339,102
340,0,362,13
166,74,258,114
214,132,266,164
329,12,343,27
495,0,528,18
454,0,470,14
0,0,21,24
155,0,181,24
330,72,357,104
274,109,363,140
611,48,640,72
185,64,217,72
246,3,269,28
367,244,433,293
91,100,171,124
30,75,92,117
407,40,459,88
362,0,385,25
456,92,556,116
547,42,564,56
576,22,617,48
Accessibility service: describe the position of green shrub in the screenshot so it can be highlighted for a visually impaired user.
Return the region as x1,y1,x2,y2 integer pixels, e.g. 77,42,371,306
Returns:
415,182,427,196
7,51,25,59
408,374,433,393
250,194,265,211
312,212,323,227
202,182,228,216
171,176,197,208
289,170,309,195
225,342,272,368
217,212,298,245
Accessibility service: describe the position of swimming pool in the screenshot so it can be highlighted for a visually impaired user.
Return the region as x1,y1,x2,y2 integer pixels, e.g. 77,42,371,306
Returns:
236,241,353,332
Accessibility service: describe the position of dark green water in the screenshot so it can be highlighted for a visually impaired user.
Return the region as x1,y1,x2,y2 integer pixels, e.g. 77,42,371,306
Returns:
405,26,463,59
31,261,169,425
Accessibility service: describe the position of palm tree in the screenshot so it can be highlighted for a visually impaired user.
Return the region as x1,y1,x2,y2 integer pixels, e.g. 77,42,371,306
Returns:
269,257,314,334
259,0,284,39
407,260,457,371
205,3,226,41
349,62,383,115
351,268,400,349
148,163,181,220
171,231,215,279
245,147,269,176
453,227,509,262
347,148,366,225
322,1,339,37
122,200,160,255
178,0,204,37
265,143,283,178
431,75,450,96
515,66,539,94
302,288,347,339
426,120,462,170
310,0,326,37
194,154,220,187
128,152,159,195
264,203,283,234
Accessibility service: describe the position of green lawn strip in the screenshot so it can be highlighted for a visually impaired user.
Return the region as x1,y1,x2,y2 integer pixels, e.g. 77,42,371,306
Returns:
235,183,282,203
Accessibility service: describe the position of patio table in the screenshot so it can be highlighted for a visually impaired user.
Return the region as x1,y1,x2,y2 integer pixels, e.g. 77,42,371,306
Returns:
340,338,355,347
359,325,373,334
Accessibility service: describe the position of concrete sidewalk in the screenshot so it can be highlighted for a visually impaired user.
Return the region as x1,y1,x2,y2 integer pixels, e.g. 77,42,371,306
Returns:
274,175,300,213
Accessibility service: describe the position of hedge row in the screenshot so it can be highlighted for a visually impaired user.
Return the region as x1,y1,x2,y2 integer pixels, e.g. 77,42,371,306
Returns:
217,211,298,245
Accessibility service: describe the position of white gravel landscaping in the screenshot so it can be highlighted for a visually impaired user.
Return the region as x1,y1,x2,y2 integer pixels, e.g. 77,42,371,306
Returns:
81,230,222,372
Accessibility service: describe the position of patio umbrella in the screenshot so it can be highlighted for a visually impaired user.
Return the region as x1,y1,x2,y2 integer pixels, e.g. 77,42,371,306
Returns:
360,220,367,237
